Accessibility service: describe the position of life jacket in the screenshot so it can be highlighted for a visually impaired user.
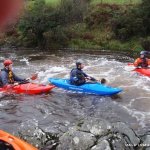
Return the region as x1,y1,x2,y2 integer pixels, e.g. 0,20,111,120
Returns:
70,68,85,84
134,58,149,68
1,68,14,84
8,70,14,84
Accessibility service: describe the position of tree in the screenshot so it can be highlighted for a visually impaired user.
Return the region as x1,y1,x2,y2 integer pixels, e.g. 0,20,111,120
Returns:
19,0,59,47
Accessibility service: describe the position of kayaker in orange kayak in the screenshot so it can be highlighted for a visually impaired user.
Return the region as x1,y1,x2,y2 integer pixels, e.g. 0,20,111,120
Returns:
0,59,30,87
134,51,150,68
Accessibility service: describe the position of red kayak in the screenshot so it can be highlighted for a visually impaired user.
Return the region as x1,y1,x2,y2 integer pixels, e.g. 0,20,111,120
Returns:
134,68,150,77
128,63,150,77
0,130,38,150
0,83,55,94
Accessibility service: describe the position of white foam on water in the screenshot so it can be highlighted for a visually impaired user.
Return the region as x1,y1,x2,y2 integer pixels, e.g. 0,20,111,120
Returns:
20,57,30,66
0,100,13,107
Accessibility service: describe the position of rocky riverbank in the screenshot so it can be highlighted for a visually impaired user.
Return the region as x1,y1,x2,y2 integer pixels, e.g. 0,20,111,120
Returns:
18,117,150,150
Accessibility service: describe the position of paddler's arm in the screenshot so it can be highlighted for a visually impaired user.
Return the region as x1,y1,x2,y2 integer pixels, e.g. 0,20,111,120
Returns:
83,72,97,81
1,71,9,86
133,58,141,67
13,73,27,82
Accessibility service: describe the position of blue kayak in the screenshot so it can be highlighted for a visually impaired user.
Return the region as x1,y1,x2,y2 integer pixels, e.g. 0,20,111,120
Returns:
48,78,122,96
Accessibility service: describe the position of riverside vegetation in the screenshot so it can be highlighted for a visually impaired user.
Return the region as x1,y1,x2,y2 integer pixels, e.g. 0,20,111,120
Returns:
0,0,150,53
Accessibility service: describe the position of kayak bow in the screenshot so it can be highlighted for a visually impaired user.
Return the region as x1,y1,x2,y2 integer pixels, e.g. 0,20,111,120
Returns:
0,130,38,150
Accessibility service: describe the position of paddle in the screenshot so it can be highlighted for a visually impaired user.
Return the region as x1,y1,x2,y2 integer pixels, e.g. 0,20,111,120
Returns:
6,73,38,88
100,78,107,84
86,77,107,84
26,73,38,81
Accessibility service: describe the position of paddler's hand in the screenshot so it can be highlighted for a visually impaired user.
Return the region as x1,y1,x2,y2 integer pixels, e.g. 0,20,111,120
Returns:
86,77,92,80
14,82,19,86
26,78,30,81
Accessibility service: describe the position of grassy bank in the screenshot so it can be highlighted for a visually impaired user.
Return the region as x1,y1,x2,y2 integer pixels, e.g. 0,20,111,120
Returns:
66,23,142,52
45,0,61,7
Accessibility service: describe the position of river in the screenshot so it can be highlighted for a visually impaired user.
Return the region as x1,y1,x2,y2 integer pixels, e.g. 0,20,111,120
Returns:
0,49,150,148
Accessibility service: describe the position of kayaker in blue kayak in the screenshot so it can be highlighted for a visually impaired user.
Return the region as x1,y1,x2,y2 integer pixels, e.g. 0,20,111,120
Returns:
70,60,106,86
134,51,150,68
0,59,29,87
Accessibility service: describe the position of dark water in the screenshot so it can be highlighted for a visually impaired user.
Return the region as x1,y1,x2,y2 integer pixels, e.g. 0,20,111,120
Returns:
0,49,150,148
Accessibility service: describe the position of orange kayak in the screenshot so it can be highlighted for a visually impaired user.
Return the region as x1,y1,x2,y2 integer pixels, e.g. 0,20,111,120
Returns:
134,68,150,77
0,83,55,94
0,130,38,150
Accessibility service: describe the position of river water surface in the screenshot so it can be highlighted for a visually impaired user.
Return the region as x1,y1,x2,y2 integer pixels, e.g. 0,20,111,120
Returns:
0,49,150,148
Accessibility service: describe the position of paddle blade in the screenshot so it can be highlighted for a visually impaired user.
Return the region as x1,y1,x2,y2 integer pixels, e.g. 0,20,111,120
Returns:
101,78,106,84
30,74,38,80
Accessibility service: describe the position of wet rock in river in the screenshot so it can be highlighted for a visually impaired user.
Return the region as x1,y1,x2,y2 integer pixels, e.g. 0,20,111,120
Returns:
91,140,111,150
57,126,96,150
112,122,140,146
79,117,112,136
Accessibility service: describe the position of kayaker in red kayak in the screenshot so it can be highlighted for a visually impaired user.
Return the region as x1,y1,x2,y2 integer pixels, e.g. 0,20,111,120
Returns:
0,59,29,87
134,51,150,68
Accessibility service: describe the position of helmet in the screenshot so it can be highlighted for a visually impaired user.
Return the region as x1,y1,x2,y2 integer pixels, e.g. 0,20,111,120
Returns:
140,51,146,55
3,59,13,66
76,59,83,67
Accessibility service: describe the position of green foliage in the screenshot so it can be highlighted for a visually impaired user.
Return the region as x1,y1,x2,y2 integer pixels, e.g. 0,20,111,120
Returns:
18,0,58,47
69,39,101,49
91,0,141,5
45,0,61,7
140,37,150,51
84,4,121,28
3,0,150,52
112,0,150,40
17,0,90,48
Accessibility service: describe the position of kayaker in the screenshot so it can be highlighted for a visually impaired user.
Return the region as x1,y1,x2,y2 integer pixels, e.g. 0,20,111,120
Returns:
70,60,98,86
0,59,29,87
134,51,150,68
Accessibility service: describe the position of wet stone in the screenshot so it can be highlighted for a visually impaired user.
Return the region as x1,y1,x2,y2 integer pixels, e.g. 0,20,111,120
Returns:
112,122,140,146
91,140,111,150
57,127,96,150
79,117,112,136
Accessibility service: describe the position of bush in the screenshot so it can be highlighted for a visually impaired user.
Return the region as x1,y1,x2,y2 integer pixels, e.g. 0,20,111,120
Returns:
112,0,150,40
84,4,121,28
140,37,150,51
